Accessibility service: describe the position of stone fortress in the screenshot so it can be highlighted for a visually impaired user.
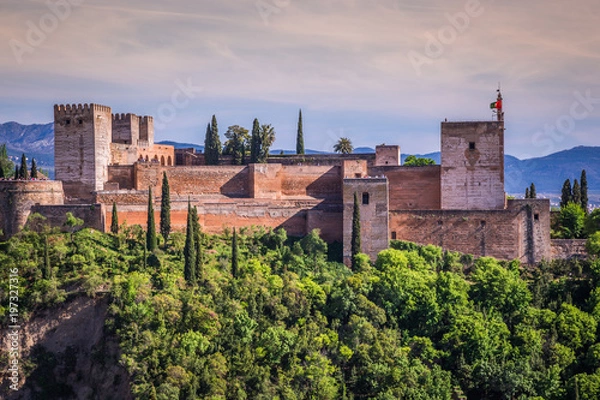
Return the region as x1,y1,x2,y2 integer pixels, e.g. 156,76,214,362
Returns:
0,95,577,264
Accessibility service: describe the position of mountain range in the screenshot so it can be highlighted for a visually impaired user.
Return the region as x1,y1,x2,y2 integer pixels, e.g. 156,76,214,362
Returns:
1,122,598,197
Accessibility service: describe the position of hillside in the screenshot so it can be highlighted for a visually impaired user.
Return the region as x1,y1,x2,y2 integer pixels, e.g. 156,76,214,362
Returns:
2,122,599,195
2,227,600,398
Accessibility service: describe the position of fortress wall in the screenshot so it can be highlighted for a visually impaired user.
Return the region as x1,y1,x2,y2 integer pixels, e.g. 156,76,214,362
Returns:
104,199,339,239
370,165,441,210
112,113,139,144
551,239,588,259
508,199,552,264
280,166,342,199
30,204,104,232
267,153,376,167
110,143,139,166
136,144,174,166
249,164,283,199
107,166,135,190
134,165,249,198
390,209,519,261
0,181,64,238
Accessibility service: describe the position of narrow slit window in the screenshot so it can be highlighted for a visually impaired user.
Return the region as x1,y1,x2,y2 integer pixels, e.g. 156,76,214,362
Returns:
534,214,539,221
469,142,476,150
65,119,71,125
362,192,369,205
391,232,397,240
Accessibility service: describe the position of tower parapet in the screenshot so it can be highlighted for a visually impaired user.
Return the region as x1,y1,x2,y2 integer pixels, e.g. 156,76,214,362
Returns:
139,116,154,146
112,113,140,144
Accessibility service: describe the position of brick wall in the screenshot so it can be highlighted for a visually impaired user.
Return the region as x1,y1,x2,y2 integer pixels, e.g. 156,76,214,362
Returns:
281,166,342,199
107,166,135,190
551,239,588,259
0,181,64,238
370,165,441,210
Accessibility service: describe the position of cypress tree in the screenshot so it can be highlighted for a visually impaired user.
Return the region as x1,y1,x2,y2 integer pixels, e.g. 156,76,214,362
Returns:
42,234,51,279
191,205,203,282
19,153,28,180
561,179,572,208
184,201,196,284
581,169,589,213
296,109,304,155
160,172,171,244
0,144,14,178
525,187,530,199
231,228,239,278
0,163,4,179
30,158,37,179
111,202,119,234
250,118,260,163
204,115,221,165
351,192,361,268
146,187,157,252
14,164,19,179
573,179,581,206
529,183,536,199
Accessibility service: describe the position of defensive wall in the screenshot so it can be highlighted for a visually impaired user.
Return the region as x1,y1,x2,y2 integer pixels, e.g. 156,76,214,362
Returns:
0,180,64,239
389,199,551,264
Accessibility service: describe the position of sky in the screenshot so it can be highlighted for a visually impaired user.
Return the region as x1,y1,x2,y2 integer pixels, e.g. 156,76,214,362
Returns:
1,0,599,159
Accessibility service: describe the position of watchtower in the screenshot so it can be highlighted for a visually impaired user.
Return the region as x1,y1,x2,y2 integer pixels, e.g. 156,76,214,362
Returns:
54,103,112,201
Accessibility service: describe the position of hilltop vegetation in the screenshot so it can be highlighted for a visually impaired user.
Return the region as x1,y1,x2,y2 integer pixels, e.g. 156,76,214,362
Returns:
3,222,600,399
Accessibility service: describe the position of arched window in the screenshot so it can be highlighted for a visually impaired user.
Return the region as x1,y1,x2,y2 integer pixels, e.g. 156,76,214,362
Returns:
160,156,165,166
144,155,149,162
167,156,172,166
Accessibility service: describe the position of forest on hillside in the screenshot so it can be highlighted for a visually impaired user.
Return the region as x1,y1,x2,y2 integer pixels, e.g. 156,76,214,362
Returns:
3,218,600,399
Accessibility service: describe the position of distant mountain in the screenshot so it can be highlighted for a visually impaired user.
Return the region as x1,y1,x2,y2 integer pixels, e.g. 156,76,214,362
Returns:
0,122,54,165
4,123,599,196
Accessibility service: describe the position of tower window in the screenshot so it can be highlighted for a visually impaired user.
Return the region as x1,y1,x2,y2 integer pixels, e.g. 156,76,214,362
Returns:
391,232,397,240
78,119,83,124
65,119,71,125
534,214,539,221
362,192,369,205
469,142,476,150
480,220,486,227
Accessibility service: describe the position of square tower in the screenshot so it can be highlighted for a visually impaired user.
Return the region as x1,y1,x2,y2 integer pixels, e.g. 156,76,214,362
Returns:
342,177,389,265
440,121,505,210
54,103,112,201
112,113,140,144
139,116,154,147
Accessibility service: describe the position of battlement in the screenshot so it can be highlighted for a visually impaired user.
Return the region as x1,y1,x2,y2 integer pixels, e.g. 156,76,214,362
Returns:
139,116,153,124
112,113,138,121
54,103,112,116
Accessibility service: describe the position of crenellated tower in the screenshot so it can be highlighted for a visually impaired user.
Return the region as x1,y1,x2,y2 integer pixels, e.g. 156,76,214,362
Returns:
54,103,112,201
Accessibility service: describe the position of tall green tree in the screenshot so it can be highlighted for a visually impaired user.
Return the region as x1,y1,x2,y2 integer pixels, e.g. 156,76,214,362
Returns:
146,187,157,252
573,179,582,206
19,153,28,180
258,124,276,163
183,202,196,284
525,187,530,199
223,125,249,165
0,144,14,178
30,158,37,179
250,118,260,164
561,179,572,208
351,192,361,268
14,164,19,180
192,205,203,282
111,202,119,234
559,203,586,239
529,182,536,199
581,169,589,212
296,109,304,155
160,172,171,244
334,137,353,154
231,228,239,278
204,116,221,165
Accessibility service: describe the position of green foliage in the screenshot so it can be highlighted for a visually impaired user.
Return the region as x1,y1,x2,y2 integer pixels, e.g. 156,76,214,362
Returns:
587,232,600,257
333,137,353,154
231,228,239,278
258,124,275,163
111,202,119,234
403,154,436,166
223,125,249,165
146,188,157,252
250,118,260,163
19,153,28,179
296,109,304,155
558,202,586,239
586,209,600,236
9,227,600,399
351,192,361,268
0,143,14,178
561,179,573,208
31,157,38,179
581,169,589,212
573,179,582,206
159,172,171,243
204,116,221,165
